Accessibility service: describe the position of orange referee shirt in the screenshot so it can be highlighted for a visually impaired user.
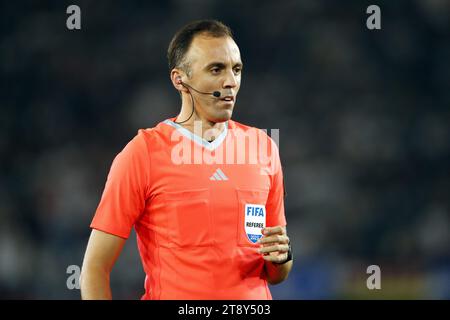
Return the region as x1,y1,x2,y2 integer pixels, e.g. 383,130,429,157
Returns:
90,118,286,300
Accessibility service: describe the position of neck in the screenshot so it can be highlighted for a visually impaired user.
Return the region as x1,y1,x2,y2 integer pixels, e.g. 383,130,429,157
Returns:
175,96,225,142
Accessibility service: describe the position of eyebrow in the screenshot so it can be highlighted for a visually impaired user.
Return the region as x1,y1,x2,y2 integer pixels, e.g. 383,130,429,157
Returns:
204,62,243,70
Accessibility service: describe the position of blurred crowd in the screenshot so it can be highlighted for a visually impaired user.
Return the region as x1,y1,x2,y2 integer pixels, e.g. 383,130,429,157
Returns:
0,0,449,299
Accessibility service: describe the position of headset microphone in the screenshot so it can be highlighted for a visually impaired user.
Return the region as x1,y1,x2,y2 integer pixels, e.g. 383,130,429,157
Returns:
174,78,222,124
179,80,221,98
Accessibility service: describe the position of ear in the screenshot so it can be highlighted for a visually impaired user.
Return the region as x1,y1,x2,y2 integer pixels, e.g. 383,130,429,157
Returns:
170,69,188,93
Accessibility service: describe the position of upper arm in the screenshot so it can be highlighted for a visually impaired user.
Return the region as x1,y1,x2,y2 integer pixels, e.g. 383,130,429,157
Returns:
90,131,151,239
82,229,126,273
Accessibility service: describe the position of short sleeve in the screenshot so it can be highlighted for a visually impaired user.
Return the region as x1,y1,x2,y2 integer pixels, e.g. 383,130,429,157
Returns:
265,138,287,228
90,130,150,239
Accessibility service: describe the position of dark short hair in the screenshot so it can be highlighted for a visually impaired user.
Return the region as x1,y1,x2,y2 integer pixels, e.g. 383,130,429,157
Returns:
167,19,233,76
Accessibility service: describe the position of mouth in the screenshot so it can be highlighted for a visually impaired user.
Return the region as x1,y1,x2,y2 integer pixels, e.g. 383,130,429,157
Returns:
220,96,235,103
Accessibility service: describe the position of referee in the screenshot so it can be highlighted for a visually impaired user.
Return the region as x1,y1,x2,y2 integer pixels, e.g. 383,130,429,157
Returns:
80,19,293,300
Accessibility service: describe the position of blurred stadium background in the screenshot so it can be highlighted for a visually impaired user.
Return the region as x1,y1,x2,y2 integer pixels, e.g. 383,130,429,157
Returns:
0,0,449,299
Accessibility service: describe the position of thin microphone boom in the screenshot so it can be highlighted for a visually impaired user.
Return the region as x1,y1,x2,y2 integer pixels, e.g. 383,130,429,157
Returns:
174,80,221,124
181,82,221,98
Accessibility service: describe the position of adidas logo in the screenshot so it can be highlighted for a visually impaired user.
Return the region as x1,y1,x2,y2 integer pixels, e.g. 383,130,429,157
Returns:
209,168,228,181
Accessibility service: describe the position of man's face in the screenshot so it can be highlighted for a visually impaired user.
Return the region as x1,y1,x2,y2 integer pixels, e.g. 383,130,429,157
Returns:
183,34,242,123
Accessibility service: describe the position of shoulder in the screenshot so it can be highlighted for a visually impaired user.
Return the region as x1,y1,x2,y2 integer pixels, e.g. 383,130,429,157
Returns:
229,119,267,136
228,119,279,149
131,119,175,151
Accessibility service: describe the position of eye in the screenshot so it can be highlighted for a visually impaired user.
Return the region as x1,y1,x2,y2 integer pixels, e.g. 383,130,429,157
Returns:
211,67,221,74
233,67,242,74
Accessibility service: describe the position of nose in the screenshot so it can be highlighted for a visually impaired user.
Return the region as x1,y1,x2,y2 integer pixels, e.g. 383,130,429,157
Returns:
223,70,238,89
